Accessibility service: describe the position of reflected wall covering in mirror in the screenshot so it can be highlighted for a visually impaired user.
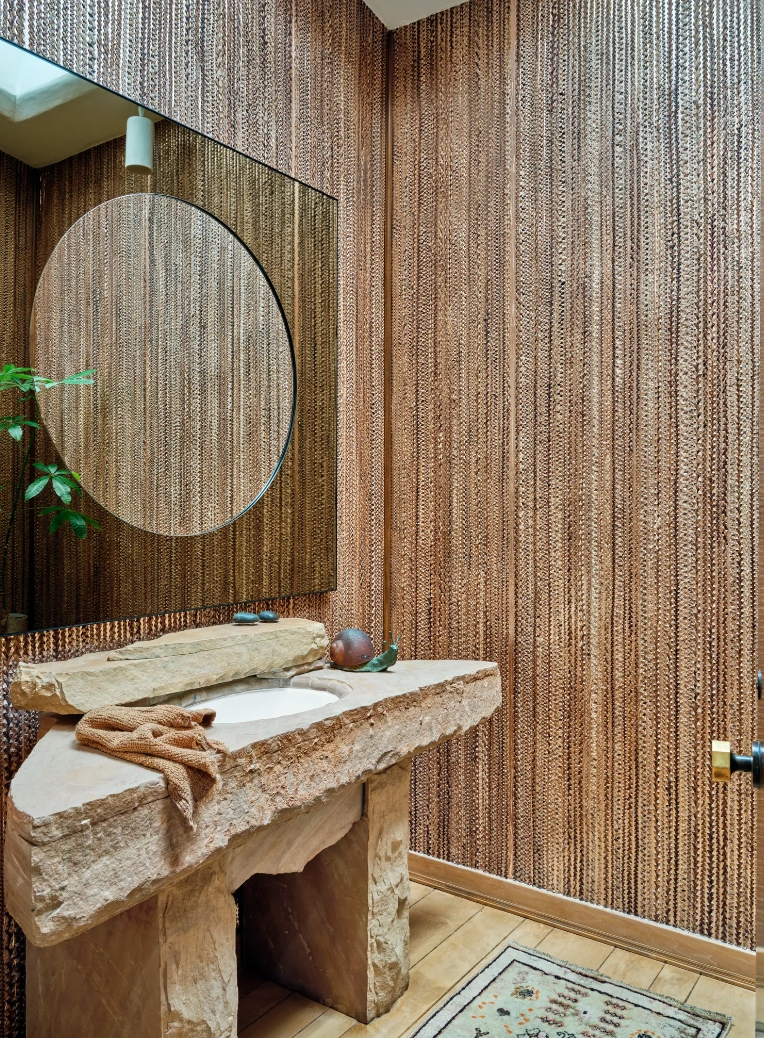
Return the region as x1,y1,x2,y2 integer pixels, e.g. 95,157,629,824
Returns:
0,41,338,632
33,193,295,537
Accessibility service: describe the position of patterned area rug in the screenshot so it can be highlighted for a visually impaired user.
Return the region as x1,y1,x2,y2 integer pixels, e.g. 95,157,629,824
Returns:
410,943,731,1038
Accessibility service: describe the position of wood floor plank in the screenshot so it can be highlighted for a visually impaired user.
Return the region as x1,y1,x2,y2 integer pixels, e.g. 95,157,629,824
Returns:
685,975,753,1032
387,920,528,1037
409,883,432,906
649,963,700,1001
409,889,482,966
238,980,293,1034
504,918,552,949
598,948,662,989
340,906,521,1038
292,1007,356,1038
535,928,613,970
240,992,327,1038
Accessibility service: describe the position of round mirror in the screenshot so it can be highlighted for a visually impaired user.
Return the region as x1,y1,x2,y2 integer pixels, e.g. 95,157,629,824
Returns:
31,193,295,537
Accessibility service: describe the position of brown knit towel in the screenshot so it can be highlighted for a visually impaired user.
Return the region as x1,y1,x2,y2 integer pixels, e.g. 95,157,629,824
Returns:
75,704,230,828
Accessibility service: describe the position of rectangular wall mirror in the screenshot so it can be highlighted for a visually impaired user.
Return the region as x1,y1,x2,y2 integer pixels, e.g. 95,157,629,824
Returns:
0,39,338,635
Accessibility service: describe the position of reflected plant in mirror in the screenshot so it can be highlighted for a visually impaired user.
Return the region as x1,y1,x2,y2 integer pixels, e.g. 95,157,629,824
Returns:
0,363,99,632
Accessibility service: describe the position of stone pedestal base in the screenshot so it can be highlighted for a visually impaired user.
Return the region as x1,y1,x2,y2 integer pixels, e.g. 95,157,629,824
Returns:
25,763,411,1036
239,759,411,1023
26,862,238,1038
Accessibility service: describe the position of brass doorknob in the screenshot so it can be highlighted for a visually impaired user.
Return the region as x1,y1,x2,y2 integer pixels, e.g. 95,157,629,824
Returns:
711,740,732,782
711,740,760,784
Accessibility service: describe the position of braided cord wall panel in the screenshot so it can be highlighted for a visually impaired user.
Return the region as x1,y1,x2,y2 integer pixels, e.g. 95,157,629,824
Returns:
0,1,387,1033
513,0,758,946
0,0,387,635
0,155,38,1037
395,0,759,948
0,155,35,622
390,1,515,879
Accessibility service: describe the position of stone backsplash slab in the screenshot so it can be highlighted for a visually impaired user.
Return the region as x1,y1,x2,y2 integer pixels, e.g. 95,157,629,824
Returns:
10,619,329,714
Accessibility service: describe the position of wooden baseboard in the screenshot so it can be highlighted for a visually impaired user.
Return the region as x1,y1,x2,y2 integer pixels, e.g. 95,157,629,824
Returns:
409,852,755,990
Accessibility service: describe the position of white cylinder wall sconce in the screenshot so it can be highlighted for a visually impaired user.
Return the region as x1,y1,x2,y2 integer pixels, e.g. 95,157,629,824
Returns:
125,107,154,174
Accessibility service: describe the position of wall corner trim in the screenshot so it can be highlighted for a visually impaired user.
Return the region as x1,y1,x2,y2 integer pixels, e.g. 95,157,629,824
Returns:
382,27,394,644
409,852,755,989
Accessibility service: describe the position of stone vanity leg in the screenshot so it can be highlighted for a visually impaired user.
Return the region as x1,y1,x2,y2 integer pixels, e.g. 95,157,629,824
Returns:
158,862,238,1036
26,861,238,1038
239,759,411,1023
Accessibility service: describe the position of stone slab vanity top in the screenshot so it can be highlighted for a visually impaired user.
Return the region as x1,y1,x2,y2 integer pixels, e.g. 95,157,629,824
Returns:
6,650,501,947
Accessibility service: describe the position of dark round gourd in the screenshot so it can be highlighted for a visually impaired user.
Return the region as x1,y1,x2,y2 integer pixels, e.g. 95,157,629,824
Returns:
258,610,280,623
329,628,375,669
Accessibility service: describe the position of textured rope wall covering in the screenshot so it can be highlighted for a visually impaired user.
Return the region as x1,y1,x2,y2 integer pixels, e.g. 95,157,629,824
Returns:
512,0,758,947
0,160,38,1035
0,0,389,650
390,0,516,880
0,155,36,621
394,0,759,949
0,0,387,639
0,1,387,1033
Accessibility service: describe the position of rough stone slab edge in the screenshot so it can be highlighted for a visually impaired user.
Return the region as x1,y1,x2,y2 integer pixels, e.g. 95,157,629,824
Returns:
14,664,500,846
9,670,501,945
109,624,302,659
7,772,169,849
10,620,328,713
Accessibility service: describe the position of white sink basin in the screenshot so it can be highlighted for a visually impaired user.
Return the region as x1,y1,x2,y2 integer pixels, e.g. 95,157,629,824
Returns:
204,687,338,723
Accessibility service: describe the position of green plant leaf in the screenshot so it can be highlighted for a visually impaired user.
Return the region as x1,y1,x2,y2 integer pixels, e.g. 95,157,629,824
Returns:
48,509,68,533
0,415,38,441
56,369,96,386
51,477,73,504
25,476,49,500
0,365,37,393
40,506,100,537
65,512,87,538
0,365,96,395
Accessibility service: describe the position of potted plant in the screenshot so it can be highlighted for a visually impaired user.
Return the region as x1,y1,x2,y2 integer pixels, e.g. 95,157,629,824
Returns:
1,364,100,632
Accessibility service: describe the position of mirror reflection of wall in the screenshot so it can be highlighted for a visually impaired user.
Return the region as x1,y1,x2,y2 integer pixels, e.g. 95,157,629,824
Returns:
33,193,295,538
0,40,338,636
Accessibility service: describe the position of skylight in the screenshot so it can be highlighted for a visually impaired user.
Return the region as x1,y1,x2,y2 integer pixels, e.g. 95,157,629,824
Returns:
0,40,93,122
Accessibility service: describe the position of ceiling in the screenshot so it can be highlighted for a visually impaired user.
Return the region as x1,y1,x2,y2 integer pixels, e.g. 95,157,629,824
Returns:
363,0,467,29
